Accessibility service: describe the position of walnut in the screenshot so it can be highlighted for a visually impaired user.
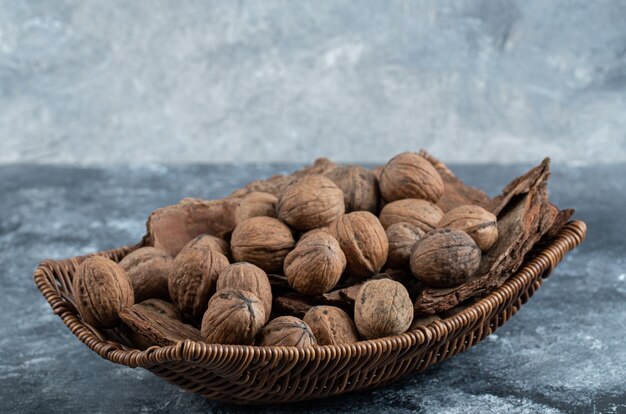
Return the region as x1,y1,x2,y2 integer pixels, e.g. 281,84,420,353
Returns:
329,212,388,278
354,279,413,339
379,152,444,203
235,191,278,224
119,247,173,302
284,232,346,295
168,249,229,319
258,316,317,347
298,227,330,242
216,262,272,323
385,222,425,269
180,234,230,258
410,228,481,287
438,205,498,251
379,198,444,232
303,306,359,345
72,256,134,329
324,165,380,213
201,289,265,345
276,174,345,231
230,217,295,273
371,166,383,181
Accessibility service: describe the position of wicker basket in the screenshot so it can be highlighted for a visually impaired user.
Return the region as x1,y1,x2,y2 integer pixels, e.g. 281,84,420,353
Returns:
34,220,586,404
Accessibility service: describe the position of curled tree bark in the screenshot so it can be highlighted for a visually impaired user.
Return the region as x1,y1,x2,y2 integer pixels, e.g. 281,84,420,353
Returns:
414,158,573,315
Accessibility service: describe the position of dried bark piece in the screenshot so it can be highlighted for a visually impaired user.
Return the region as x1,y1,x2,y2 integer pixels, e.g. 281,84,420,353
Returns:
304,306,359,345
144,153,459,257
230,217,295,273
284,232,346,295
72,256,134,329
410,228,481,288
201,289,265,345
235,191,278,225
146,197,238,256
277,174,345,231
438,205,498,251
216,262,272,323
273,294,317,317
267,273,290,289
414,160,558,314
119,303,202,349
487,158,551,216
354,279,413,339
385,222,425,269
546,208,575,238
418,149,490,212
135,298,183,321
180,234,230,258
258,316,317,347
379,199,444,232
324,165,380,213
322,284,361,308
119,247,173,302
379,152,444,203
229,158,338,198
168,249,230,320
528,207,575,254
329,211,389,278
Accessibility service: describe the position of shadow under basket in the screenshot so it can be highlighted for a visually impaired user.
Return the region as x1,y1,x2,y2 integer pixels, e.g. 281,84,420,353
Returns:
34,220,586,404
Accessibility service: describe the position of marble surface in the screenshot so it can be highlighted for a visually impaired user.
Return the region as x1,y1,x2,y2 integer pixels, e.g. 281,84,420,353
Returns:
2,1,626,165
0,163,624,414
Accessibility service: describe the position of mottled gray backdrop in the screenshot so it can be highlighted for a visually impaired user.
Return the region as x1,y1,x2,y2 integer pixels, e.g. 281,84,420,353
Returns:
1,0,625,165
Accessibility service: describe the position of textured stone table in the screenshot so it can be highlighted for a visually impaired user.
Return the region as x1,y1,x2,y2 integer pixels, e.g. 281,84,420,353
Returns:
1,163,624,414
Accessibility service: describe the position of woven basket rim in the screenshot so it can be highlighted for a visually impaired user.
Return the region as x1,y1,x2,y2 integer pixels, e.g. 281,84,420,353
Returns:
34,220,587,369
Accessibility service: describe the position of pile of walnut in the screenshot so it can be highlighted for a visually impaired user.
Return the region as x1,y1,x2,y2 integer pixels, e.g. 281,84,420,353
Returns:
71,150,572,348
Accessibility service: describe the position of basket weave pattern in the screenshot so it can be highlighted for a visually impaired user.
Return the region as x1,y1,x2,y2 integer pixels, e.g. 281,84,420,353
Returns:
34,221,586,404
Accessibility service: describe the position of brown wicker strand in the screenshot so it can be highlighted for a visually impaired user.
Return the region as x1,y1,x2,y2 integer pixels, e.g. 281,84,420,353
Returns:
33,220,586,404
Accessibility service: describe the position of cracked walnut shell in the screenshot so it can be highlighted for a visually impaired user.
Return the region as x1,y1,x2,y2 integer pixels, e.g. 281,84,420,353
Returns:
277,174,345,231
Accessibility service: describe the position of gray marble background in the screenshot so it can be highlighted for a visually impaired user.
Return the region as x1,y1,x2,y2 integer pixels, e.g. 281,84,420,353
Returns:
1,163,625,414
1,0,626,165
